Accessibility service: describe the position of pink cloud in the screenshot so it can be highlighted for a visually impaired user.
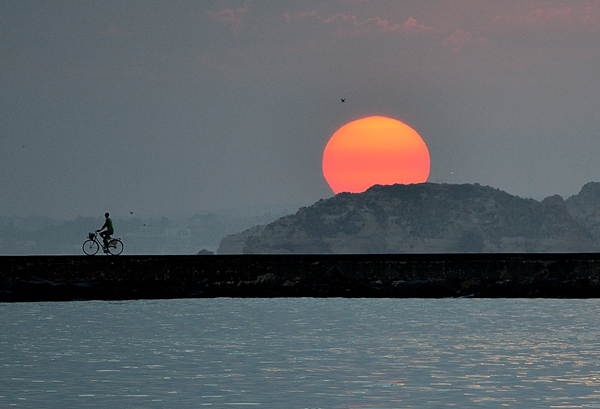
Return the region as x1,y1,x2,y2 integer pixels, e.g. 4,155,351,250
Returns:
210,3,250,34
403,17,434,34
322,14,404,32
492,5,600,30
284,11,433,35
493,6,573,27
580,6,600,25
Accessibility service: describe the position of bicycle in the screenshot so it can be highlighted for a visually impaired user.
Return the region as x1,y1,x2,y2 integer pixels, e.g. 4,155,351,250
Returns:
82,231,124,256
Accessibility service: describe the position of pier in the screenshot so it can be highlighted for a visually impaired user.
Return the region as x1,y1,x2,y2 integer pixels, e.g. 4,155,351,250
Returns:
2,253,600,301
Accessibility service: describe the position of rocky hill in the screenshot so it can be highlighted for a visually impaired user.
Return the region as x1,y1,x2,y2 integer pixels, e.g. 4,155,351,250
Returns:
565,182,600,245
218,183,600,254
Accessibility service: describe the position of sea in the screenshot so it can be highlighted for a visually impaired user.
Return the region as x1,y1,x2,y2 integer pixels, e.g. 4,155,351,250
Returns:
2,298,600,408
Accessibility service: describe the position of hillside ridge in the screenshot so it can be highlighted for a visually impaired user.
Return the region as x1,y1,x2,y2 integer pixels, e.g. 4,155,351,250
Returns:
218,182,600,254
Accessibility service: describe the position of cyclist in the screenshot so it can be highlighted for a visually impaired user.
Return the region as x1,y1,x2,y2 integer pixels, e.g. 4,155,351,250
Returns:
96,212,114,250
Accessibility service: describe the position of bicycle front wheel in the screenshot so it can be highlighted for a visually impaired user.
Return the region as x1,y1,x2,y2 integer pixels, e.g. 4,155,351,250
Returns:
82,239,100,255
107,239,124,256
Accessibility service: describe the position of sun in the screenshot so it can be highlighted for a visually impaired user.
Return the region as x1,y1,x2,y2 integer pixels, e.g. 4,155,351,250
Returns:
322,116,430,194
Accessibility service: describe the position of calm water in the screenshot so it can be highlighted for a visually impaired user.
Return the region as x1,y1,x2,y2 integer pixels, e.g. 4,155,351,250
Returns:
2,298,600,408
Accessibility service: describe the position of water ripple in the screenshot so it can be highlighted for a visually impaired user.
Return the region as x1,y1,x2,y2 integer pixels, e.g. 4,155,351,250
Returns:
2,299,600,408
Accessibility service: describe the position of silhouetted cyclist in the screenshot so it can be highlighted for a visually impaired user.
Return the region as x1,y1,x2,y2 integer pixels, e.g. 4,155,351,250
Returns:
96,212,114,250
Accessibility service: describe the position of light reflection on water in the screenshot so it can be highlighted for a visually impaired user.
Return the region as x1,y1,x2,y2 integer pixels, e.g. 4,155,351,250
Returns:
2,299,600,408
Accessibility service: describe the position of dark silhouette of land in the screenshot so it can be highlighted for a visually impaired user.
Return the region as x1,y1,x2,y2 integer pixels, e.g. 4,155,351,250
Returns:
219,182,600,254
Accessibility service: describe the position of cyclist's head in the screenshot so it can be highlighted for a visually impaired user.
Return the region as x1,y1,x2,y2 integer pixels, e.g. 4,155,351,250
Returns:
105,212,109,218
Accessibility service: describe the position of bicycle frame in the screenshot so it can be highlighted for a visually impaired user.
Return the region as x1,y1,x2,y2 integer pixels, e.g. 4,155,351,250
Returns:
92,231,111,246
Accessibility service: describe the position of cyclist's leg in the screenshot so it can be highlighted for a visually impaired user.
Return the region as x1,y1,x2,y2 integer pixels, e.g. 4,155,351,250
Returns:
100,231,111,247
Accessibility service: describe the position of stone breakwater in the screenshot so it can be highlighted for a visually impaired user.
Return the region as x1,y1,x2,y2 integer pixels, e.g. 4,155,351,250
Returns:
2,254,600,302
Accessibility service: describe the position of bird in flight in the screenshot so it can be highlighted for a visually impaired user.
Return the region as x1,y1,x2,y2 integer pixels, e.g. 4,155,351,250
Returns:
340,98,346,103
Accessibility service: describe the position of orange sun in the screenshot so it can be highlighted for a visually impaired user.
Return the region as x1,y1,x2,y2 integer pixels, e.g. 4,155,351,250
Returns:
322,116,430,194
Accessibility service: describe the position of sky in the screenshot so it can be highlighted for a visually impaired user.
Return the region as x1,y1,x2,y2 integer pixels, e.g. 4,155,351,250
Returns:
2,0,600,219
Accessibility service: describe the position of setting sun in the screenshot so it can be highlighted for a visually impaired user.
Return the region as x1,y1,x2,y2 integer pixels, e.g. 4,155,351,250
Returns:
322,116,430,194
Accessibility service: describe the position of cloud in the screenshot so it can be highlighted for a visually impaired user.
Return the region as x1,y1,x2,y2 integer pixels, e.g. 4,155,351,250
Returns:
580,5,600,25
285,11,433,35
285,11,399,33
494,6,573,27
441,29,489,54
321,13,403,33
209,3,250,34
492,5,600,30
402,17,434,34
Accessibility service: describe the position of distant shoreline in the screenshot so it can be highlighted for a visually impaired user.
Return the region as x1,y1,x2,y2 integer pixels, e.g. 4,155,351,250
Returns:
2,253,600,302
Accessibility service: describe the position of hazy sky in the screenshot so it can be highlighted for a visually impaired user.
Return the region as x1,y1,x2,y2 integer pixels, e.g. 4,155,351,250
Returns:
3,1,600,219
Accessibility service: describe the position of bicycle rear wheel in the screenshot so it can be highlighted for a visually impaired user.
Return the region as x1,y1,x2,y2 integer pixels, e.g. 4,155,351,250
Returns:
82,239,100,255
107,239,124,255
